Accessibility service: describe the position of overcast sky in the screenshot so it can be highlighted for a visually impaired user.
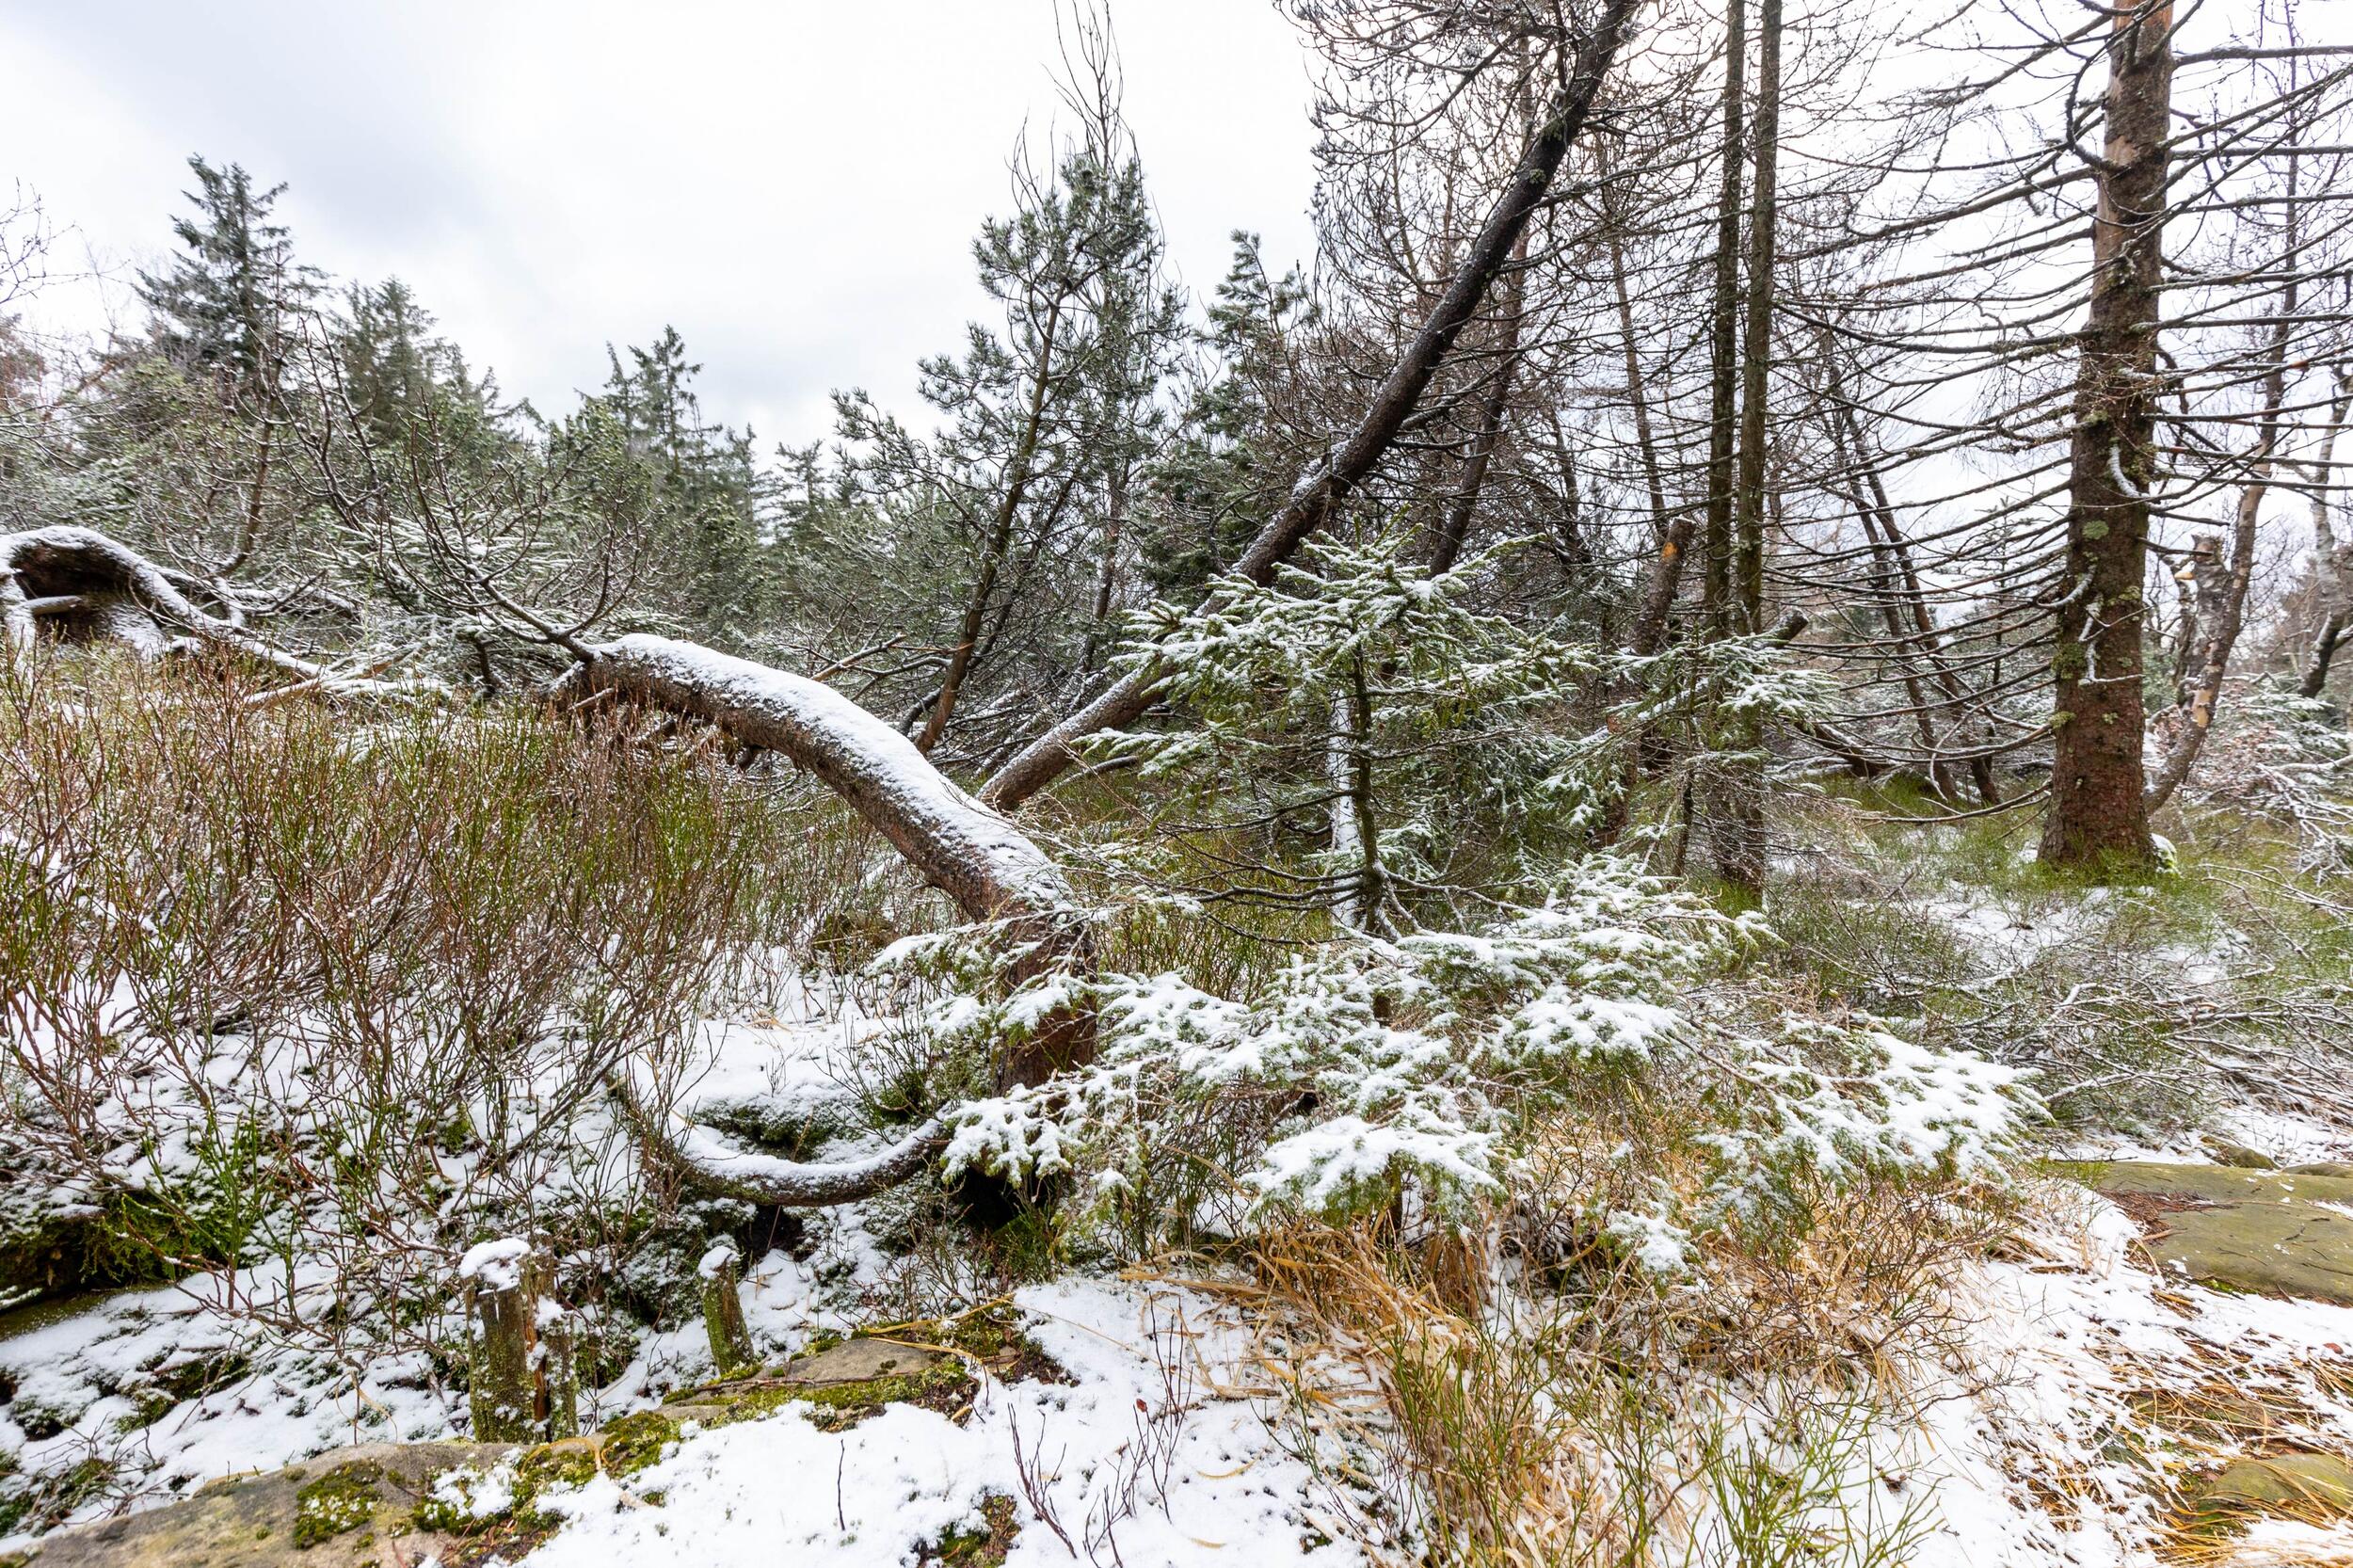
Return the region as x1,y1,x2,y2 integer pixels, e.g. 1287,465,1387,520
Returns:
1,0,1322,444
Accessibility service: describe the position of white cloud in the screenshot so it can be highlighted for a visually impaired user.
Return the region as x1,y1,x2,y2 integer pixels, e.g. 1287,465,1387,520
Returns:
1,0,1320,442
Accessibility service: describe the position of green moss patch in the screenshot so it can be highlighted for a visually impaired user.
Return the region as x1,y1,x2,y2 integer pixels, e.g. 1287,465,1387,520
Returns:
292,1459,384,1548
599,1410,681,1477
714,1357,979,1432
921,1492,1020,1565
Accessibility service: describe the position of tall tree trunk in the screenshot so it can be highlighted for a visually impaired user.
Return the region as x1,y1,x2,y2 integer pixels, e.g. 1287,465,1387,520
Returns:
981,0,1641,811
2041,0,2172,872
1710,0,1780,894
1083,457,1128,671
1702,0,1748,642
1734,0,1779,636
1430,229,1530,574
1602,150,1673,549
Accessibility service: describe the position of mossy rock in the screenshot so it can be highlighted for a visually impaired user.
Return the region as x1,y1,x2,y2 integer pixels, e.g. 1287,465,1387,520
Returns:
2288,1161,2353,1179
24,1440,515,1567
2074,1161,2353,1304
921,1492,1020,1565
597,1410,681,1478
678,1339,978,1433
2185,1452,2353,1534
408,1437,603,1539
2083,1160,2353,1206
290,1460,382,1548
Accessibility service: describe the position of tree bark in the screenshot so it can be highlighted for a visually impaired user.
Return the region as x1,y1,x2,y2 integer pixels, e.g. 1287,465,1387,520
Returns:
2041,0,2172,872
980,0,1641,811
1702,0,1748,641
1709,0,1779,895
575,634,1093,1088
1429,229,1530,575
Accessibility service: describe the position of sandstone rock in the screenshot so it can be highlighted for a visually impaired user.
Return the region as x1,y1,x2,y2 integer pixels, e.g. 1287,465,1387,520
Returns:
24,1441,515,1568
2076,1160,2353,1305
2191,1452,2353,1520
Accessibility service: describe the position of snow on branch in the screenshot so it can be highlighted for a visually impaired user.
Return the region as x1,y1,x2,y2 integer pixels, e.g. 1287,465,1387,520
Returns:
576,633,1078,930
606,1067,950,1208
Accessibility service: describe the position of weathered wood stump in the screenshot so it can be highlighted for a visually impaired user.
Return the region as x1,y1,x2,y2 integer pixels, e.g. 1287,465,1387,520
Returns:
459,1237,577,1441
698,1238,756,1375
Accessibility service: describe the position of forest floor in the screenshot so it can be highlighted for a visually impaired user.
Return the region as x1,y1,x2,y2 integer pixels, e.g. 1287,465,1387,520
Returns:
6,1021,2351,1567
7,686,2353,1566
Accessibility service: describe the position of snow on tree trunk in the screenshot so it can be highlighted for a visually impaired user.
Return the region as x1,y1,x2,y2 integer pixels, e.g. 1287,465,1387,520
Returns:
1,527,211,660
576,634,1095,1093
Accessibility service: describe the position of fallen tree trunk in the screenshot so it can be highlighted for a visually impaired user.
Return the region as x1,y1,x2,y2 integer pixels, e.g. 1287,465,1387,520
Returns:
607,1081,952,1208
0,526,430,702
573,634,1096,1095
979,0,1641,811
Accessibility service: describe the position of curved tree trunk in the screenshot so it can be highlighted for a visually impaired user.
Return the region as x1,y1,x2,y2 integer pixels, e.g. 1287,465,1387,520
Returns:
574,634,1095,1092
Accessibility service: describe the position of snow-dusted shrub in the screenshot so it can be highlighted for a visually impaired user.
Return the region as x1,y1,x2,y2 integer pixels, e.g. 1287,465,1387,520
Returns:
914,857,2030,1271
2185,681,2353,876
1080,530,1839,931
1086,530,1610,926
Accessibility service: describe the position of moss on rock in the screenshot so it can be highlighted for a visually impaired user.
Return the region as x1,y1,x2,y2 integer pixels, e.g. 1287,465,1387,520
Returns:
291,1460,384,1548
599,1410,682,1477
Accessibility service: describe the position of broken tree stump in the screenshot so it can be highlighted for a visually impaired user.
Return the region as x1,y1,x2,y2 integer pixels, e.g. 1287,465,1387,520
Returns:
698,1239,756,1375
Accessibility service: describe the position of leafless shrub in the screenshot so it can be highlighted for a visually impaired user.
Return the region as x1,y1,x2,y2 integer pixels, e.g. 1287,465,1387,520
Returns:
0,651,859,1391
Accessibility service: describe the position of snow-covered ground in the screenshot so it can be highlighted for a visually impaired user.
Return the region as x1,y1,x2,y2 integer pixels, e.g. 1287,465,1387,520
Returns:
1897,1186,2353,1568
526,1276,1369,1567
5,1175,2351,1563
4,962,2349,1561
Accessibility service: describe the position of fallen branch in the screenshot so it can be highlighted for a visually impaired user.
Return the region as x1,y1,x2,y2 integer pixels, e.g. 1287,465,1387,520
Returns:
606,1071,952,1208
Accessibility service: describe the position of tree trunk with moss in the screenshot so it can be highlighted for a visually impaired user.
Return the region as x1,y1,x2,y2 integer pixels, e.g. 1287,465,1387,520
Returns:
2041,1,2171,872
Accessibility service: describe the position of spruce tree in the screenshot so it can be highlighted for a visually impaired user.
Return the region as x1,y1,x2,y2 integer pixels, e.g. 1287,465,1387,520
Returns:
339,277,487,444
137,156,318,395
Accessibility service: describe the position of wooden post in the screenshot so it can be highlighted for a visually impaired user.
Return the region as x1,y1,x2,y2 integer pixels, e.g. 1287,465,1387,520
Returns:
698,1240,756,1376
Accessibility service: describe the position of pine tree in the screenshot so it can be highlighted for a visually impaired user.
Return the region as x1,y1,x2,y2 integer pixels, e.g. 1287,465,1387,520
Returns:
137,157,318,395
828,133,1185,750
1143,233,1310,602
